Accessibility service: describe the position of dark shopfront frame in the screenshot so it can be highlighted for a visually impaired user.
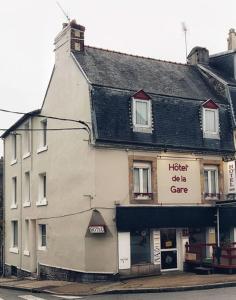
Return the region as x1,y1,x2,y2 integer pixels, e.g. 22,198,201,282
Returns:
116,206,236,231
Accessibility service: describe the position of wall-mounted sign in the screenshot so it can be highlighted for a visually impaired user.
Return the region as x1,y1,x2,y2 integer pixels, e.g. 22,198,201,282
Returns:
157,158,201,204
153,230,161,265
89,225,105,234
227,161,236,194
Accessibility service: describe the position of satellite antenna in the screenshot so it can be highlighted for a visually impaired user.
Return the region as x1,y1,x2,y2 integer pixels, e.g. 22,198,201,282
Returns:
181,22,188,62
56,1,70,22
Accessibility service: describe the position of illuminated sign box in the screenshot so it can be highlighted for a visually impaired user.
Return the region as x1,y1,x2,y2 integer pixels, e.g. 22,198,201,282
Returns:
89,225,105,234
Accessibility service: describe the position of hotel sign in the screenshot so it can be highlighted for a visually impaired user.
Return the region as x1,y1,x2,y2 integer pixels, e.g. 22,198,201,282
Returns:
89,225,105,234
157,158,201,204
227,161,236,193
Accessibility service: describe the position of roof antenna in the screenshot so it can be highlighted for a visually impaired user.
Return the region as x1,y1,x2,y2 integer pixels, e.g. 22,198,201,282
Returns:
56,1,70,22
181,22,188,62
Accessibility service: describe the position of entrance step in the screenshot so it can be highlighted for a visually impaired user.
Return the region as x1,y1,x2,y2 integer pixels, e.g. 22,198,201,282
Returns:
194,267,213,275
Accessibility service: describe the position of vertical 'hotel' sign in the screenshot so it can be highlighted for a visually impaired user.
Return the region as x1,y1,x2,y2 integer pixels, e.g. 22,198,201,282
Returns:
228,161,236,193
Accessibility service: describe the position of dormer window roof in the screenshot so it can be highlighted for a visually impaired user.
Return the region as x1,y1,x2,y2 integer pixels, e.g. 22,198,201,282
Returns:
202,99,220,139
132,90,152,133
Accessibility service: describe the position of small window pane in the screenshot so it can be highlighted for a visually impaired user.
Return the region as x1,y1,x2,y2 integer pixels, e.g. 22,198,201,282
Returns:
136,101,148,125
205,110,216,132
133,168,140,193
210,170,216,193
13,221,18,247
204,170,209,193
142,168,149,193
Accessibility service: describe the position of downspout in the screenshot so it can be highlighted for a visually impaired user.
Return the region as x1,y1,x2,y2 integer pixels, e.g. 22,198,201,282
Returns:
2,141,5,277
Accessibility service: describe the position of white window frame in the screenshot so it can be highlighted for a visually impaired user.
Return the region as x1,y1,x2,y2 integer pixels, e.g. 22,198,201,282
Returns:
37,119,48,153
36,173,47,206
23,171,31,207
24,219,30,256
204,165,219,198
11,134,17,164
10,220,19,254
133,162,152,200
132,98,152,129
203,107,219,139
38,224,47,250
11,177,17,209
23,121,31,158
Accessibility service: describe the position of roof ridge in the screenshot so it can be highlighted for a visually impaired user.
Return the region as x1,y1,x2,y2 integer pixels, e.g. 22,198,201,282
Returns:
84,45,187,66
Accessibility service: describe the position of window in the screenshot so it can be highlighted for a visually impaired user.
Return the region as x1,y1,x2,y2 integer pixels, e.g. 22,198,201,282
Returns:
38,224,47,250
204,165,219,198
133,98,151,128
203,108,219,139
23,122,30,156
11,177,17,209
10,221,18,253
24,220,30,256
37,173,47,206
37,119,48,153
11,134,17,163
23,172,30,207
133,162,152,199
131,229,150,265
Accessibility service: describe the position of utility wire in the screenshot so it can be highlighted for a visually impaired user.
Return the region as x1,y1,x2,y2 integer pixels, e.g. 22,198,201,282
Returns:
0,127,88,132
0,107,91,140
36,206,114,221
0,108,90,131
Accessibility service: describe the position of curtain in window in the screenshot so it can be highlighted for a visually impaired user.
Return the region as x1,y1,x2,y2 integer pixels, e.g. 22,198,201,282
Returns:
205,110,216,132
210,170,216,193
134,168,140,193
136,101,148,125
142,168,149,193
204,170,209,193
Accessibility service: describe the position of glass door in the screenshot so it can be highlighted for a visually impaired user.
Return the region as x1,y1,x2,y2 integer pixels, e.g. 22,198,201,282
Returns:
160,229,178,270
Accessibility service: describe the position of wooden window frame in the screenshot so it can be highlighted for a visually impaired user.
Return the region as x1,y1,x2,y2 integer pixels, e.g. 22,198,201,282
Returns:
129,156,157,204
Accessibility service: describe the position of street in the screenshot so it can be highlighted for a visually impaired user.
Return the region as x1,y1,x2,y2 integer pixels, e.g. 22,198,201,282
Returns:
2,287,236,300
0,289,83,300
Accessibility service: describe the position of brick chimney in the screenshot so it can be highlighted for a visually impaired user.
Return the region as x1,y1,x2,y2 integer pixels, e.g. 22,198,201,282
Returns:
227,28,236,51
187,47,209,65
54,20,85,60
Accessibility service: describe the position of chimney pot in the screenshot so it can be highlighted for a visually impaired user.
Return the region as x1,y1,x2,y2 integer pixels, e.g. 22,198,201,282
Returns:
228,28,236,51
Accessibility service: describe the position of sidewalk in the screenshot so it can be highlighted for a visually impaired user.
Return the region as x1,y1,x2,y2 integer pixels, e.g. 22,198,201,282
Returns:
2,272,236,296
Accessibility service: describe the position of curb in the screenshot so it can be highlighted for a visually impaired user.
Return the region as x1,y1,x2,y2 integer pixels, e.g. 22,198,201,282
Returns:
97,281,236,295
1,281,236,296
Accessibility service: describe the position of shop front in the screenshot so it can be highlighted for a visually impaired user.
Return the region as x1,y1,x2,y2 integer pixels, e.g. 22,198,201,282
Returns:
117,206,216,276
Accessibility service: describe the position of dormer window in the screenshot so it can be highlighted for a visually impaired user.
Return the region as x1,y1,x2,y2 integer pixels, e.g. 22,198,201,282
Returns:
202,99,219,139
132,90,152,133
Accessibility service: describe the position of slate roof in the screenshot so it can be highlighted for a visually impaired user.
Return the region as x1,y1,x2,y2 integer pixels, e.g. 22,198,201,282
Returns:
73,46,234,153
73,47,225,101
91,85,234,153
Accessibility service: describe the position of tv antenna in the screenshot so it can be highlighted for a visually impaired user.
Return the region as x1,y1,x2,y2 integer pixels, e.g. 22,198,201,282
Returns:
56,1,70,22
181,22,188,62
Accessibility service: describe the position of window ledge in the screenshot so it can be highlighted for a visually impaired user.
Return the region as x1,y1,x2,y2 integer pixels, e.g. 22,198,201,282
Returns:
10,159,17,166
23,152,31,159
36,198,47,207
203,132,220,140
38,246,47,251
23,250,30,256
23,201,31,208
9,247,19,254
133,126,152,134
10,203,18,209
37,145,48,154
134,193,153,200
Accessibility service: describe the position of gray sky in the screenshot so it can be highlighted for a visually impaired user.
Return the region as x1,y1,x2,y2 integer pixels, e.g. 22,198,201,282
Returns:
0,0,236,155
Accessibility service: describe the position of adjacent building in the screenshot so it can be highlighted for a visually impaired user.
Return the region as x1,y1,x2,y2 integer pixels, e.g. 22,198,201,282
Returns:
2,22,236,280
